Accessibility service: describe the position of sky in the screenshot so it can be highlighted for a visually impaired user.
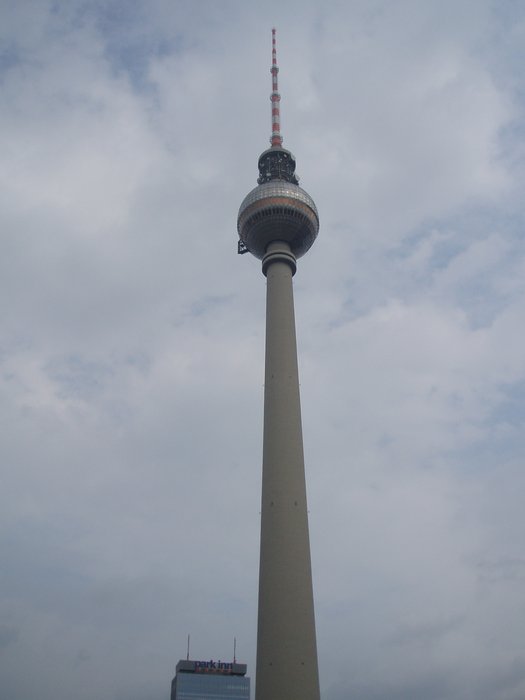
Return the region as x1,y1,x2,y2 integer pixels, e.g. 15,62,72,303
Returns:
1,1,525,699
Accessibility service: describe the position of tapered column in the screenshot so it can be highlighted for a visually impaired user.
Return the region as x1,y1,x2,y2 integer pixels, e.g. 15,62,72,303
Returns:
255,241,320,700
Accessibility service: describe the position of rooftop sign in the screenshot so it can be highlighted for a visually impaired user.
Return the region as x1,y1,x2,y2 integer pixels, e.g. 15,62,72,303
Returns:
176,659,247,677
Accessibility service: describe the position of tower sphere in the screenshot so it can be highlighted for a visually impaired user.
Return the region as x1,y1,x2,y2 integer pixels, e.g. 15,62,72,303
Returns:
237,177,319,261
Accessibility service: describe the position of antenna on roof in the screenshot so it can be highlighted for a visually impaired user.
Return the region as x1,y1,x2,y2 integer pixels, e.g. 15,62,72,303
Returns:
270,28,283,147
186,634,190,661
233,636,237,663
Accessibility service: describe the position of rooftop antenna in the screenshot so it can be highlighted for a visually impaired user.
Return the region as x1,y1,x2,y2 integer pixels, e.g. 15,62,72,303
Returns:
270,28,283,147
186,634,190,661
233,636,237,663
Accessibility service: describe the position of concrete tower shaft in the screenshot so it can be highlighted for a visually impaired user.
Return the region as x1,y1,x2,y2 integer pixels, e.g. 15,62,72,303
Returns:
256,241,320,700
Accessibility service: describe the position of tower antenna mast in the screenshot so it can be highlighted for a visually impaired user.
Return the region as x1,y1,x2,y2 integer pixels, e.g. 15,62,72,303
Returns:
270,28,283,147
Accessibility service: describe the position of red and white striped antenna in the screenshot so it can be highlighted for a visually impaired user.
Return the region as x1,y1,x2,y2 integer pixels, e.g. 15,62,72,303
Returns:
270,28,283,147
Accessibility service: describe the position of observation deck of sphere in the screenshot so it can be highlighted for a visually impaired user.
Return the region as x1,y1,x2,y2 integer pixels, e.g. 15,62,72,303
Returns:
237,180,319,260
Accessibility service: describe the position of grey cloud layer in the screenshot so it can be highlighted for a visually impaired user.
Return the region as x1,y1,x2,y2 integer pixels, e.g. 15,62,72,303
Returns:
1,1,524,699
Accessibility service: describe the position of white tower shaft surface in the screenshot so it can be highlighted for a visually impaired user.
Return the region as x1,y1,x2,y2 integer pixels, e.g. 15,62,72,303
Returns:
256,242,320,700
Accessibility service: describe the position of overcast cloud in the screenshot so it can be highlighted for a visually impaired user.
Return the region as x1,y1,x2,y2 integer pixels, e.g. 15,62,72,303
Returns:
1,1,525,699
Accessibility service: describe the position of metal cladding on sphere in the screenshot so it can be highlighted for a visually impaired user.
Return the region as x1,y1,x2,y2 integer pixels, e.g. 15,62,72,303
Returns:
237,180,319,261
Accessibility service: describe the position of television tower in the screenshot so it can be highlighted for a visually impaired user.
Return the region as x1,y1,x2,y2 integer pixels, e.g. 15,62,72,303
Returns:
237,29,320,700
